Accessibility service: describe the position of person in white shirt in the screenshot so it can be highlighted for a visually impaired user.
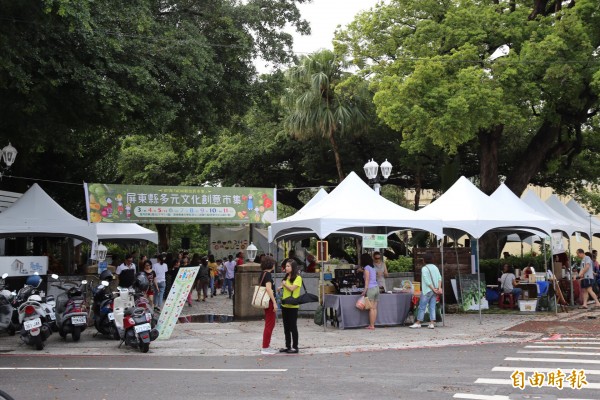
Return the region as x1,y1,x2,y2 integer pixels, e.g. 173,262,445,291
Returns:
152,254,168,310
116,254,136,288
224,255,237,299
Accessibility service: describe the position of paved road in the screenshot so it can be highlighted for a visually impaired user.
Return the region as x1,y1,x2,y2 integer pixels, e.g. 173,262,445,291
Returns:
2,338,598,400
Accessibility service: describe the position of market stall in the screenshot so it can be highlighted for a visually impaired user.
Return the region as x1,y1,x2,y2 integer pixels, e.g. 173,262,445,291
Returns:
324,293,411,329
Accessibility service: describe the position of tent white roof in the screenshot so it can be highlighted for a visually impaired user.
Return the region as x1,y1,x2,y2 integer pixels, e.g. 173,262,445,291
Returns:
416,176,552,239
269,171,444,242
96,223,158,244
0,183,97,242
566,199,600,233
521,190,582,237
545,194,600,238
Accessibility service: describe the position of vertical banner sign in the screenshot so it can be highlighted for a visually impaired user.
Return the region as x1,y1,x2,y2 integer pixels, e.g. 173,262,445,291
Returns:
84,183,276,225
316,241,329,262
97,261,108,275
156,266,199,340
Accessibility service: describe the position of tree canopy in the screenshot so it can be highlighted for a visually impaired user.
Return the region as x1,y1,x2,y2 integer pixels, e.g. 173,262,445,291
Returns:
335,0,600,197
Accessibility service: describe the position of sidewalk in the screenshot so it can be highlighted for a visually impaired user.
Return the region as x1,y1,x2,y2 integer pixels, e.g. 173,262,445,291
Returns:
0,289,596,357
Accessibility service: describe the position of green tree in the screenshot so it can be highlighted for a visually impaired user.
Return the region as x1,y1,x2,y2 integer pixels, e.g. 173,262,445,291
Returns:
281,50,372,182
335,0,600,199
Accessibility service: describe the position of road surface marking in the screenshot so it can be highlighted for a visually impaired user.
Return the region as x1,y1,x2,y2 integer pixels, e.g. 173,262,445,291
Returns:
518,350,600,356
506,357,600,364
0,367,287,372
475,378,600,389
527,345,600,350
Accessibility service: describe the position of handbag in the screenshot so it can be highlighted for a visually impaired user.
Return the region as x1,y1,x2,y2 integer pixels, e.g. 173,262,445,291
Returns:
355,295,372,310
281,281,319,305
251,272,270,309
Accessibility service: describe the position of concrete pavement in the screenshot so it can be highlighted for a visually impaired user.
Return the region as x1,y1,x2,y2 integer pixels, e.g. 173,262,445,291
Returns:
0,289,595,357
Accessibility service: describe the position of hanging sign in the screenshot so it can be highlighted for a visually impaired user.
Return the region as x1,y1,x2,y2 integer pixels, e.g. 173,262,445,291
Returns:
362,234,388,249
156,266,199,340
84,183,276,224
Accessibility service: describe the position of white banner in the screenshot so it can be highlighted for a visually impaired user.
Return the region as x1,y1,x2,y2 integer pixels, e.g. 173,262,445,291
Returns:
0,256,48,277
209,225,249,260
551,232,565,255
156,266,199,340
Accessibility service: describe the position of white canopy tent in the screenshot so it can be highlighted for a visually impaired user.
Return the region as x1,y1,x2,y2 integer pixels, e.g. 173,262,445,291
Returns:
268,171,444,242
546,195,600,239
521,190,584,238
96,223,158,244
566,199,600,235
416,176,552,323
0,183,97,243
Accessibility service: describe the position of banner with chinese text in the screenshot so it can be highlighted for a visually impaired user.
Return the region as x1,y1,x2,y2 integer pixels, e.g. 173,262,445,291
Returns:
156,266,199,340
84,183,276,224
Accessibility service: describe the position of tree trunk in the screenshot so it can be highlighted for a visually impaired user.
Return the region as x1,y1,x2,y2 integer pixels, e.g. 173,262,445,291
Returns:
328,128,345,183
478,126,502,195
156,224,170,252
478,126,502,258
414,172,422,211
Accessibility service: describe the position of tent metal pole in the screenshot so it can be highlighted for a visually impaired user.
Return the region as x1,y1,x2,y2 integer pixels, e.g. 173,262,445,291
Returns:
477,238,482,324
439,236,445,327
569,240,574,306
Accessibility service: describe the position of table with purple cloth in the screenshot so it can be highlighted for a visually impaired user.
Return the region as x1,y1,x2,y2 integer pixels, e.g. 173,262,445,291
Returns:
323,293,412,329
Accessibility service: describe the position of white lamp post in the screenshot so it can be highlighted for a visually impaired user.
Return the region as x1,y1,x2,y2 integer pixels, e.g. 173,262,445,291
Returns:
0,142,18,179
246,242,258,262
96,242,108,263
363,159,393,195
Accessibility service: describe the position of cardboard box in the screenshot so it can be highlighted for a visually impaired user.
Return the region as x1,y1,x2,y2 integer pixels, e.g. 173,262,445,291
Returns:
519,299,537,312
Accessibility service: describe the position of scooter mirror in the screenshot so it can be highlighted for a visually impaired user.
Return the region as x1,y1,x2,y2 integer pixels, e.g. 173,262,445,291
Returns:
51,274,59,279
81,280,88,285
1,273,7,279
101,281,109,286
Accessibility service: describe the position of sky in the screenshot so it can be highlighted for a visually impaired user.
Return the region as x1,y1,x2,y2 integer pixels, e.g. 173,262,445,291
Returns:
291,0,381,55
255,0,381,72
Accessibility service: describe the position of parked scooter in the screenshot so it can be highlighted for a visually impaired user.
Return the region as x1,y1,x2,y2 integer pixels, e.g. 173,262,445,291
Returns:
113,273,158,353
17,287,52,350
0,273,16,336
51,274,88,342
92,270,119,339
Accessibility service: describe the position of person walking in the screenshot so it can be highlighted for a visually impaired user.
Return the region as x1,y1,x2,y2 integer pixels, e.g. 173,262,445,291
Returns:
279,259,302,353
208,254,218,297
259,255,279,355
577,248,600,309
152,254,168,310
224,255,236,299
142,260,158,309
410,253,442,329
197,256,210,302
372,251,389,293
360,253,379,330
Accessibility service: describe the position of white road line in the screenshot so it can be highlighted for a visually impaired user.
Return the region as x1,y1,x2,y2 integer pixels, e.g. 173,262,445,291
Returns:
0,367,287,372
518,350,600,356
493,366,600,375
475,378,600,389
453,394,509,400
545,337,600,341
506,357,600,364
531,344,600,348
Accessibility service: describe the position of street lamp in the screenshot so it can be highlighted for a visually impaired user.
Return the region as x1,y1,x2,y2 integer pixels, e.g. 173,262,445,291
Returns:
95,242,108,263
246,242,258,262
363,159,392,195
0,142,18,179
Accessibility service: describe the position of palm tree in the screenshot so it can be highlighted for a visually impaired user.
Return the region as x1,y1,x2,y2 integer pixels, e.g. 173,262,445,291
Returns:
282,50,370,182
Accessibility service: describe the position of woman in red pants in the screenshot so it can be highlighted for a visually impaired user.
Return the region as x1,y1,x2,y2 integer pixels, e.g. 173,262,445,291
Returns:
260,256,279,355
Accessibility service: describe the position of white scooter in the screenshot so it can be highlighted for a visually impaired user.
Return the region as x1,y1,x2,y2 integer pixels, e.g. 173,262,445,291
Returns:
17,293,52,350
0,273,16,336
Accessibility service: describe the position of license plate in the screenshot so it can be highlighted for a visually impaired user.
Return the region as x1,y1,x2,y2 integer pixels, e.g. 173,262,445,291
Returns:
134,323,151,334
146,312,152,321
107,313,114,321
24,318,42,330
71,316,87,325
48,312,56,321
